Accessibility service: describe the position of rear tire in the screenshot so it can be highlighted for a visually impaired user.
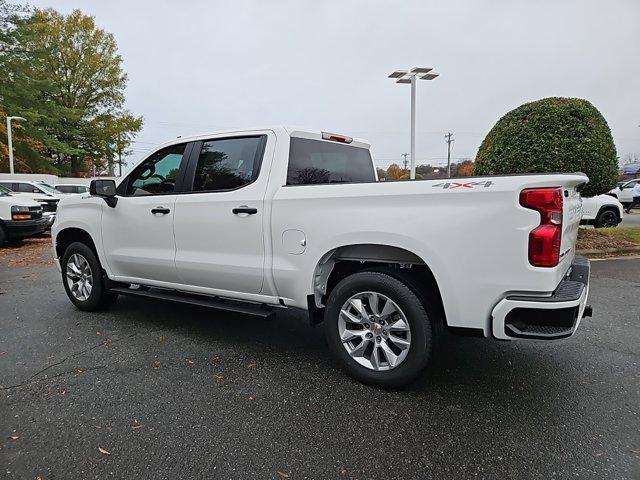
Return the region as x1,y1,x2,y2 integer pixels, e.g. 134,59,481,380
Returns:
324,271,433,387
594,208,619,228
61,242,117,311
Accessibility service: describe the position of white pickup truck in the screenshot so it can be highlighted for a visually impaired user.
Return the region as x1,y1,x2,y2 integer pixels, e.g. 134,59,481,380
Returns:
52,127,592,386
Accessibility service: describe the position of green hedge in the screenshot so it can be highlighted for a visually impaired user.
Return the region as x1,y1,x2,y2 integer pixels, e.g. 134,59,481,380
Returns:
474,97,618,197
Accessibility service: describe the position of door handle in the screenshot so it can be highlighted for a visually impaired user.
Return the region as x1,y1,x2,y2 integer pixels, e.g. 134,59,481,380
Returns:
151,207,171,215
232,206,258,215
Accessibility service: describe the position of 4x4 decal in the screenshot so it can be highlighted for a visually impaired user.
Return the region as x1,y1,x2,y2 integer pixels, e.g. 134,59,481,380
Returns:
432,181,493,189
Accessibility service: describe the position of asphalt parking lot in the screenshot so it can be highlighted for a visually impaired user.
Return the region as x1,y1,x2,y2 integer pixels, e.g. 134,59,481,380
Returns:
1,239,638,479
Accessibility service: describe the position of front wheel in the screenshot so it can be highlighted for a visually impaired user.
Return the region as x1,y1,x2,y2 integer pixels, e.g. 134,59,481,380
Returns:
324,271,433,387
61,242,117,311
594,209,619,228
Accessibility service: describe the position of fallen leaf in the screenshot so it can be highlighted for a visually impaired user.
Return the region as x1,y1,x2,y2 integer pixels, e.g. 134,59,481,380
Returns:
96,331,101,336
247,363,257,368
340,468,348,476
97,447,111,455
248,396,255,401
132,424,145,430
60,389,66,395
8,435,18,441
159,335,165,343
186,358,194,365
76,369,84,374
152,361,160,369
213,374,224,381
276,471,289,478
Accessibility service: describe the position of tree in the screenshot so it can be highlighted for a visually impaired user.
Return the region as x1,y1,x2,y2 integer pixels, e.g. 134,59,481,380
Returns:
386,163,408,180
457,159,474,177
0,6,142,175
376,167,387,180
474,97,617,197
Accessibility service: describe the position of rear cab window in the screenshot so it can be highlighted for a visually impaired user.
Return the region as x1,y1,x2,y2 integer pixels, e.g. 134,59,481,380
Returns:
286,137,376,185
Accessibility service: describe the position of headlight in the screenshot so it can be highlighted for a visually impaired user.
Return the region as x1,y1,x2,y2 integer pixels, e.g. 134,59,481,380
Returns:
11,205,33,220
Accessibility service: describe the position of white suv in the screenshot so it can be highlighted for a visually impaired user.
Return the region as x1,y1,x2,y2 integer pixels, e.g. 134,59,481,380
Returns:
609,179,639,205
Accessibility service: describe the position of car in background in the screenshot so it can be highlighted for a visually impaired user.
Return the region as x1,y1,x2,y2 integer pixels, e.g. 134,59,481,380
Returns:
54,184,90,194
581,194,624,228
0,180,66,228
608,179,639,205
0,185,48,245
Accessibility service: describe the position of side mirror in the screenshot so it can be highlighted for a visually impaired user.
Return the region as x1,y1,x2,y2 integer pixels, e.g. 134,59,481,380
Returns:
90,179,118,207
619,185,623,190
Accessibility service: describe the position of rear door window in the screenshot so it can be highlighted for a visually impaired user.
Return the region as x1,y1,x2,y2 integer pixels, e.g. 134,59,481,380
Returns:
190,136,265,192
287,137,375,185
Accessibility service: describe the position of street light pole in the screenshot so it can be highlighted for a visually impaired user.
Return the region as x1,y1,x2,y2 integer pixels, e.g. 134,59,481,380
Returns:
6,116,26,174
388,67,439,179
410,75,416,180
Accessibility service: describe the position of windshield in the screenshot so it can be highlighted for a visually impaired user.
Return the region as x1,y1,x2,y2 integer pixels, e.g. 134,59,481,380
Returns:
0,185,10,196
37,182,63,194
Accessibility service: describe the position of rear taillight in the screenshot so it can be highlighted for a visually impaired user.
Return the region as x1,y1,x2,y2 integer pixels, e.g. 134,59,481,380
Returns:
520,187,563,267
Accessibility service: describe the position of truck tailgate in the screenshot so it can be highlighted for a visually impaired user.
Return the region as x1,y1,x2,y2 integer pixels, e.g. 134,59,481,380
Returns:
561,185,583,265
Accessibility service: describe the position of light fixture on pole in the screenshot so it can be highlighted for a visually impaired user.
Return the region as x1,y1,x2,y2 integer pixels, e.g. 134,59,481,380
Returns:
388,67,439,179
6,116,26,174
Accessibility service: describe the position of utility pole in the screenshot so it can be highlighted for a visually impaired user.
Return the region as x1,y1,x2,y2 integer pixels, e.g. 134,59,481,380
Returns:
401,153,409,171
445,132,454,178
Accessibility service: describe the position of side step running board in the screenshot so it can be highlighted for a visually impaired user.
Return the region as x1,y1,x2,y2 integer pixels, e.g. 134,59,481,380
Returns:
109,286,275,319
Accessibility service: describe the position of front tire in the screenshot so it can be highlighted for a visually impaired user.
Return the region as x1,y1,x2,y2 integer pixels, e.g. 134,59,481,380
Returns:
594,208,619,228
324,271,433,387
61,242,117,311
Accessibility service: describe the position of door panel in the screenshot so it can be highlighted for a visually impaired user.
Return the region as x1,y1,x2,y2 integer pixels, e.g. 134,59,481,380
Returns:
173,134,270,294
174,192,265,293
101,195,179,282
102,142,191,283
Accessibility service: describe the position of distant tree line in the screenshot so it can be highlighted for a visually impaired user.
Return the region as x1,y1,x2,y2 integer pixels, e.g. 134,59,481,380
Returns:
0,1,142,176
377,159,474,180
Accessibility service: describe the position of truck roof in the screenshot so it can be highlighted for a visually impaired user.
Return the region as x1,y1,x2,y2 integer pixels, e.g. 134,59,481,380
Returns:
151,126,371,151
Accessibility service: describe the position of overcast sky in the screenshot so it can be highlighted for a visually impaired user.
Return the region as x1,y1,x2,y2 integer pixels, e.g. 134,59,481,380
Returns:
24,0,640,170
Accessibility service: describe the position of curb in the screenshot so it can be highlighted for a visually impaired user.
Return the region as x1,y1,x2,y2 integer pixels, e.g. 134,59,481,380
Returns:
577,246,640,257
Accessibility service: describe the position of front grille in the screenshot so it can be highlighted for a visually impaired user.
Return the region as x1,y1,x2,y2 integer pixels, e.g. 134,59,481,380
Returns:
41,200,59,213
28,206,43,219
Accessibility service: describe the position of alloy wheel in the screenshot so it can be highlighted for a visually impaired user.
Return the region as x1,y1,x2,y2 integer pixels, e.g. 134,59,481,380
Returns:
66,253,93,301
338,291,411,371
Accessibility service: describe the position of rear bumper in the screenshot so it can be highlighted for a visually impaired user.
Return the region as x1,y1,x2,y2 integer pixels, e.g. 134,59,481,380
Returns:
492,256,591,340
4,217,49,239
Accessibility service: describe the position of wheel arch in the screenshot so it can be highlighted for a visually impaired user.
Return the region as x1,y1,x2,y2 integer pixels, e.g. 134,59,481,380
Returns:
55,227,99,260
310,243,447,327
